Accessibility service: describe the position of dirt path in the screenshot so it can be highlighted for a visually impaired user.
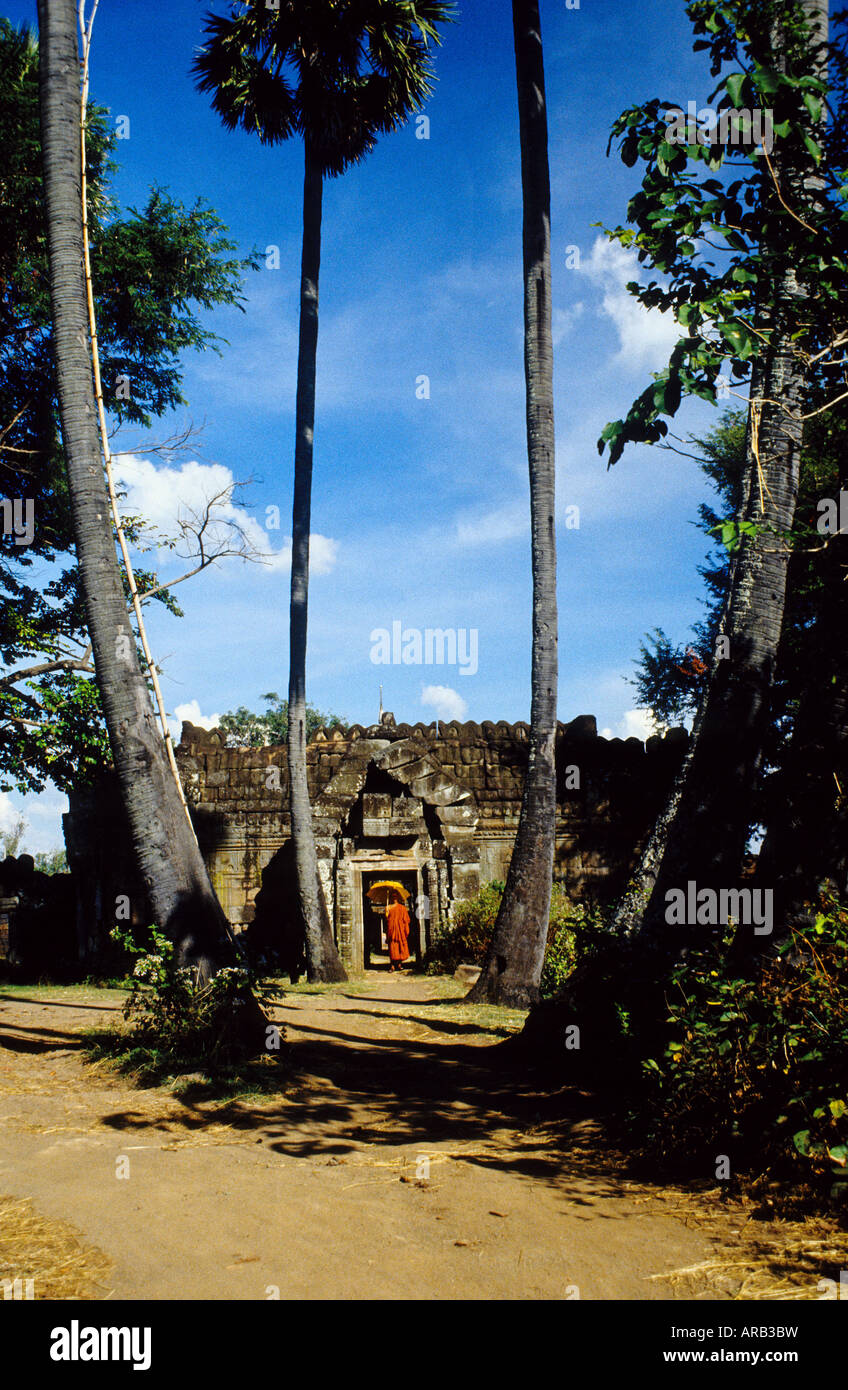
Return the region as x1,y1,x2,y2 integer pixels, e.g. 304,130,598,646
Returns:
0,973,824,1301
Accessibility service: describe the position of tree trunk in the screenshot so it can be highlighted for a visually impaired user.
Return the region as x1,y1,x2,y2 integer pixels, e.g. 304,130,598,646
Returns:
612,0,828,951
468,0,558,1009
756,453,848,919
287,141,346,984
612,342,804,945
37,0,264,1040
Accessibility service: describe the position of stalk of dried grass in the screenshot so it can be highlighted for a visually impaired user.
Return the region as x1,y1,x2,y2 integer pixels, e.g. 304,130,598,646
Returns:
0,1195,113,1300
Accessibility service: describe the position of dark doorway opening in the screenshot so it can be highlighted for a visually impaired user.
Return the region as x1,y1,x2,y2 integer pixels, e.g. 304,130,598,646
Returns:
362,868,420,971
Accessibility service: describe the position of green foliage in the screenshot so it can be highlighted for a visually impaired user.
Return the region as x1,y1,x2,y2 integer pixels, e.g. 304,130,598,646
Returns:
426,880,506,973
93,188,258,427
32,847,67,875
105,925,283,1075
710,517,764,553
1,671,111,796
598,0,846,466
540,891,583,997
219,692,347,748
425,880,598,997
633,629,705,728
0,813,26,858
636,893,848,1200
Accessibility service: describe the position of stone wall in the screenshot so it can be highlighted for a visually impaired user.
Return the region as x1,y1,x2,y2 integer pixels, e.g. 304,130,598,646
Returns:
166,715,688,966
62,715,687,969
0,855,76,971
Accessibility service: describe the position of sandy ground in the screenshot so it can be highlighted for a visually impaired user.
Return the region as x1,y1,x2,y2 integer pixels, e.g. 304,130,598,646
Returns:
0,972,832,1301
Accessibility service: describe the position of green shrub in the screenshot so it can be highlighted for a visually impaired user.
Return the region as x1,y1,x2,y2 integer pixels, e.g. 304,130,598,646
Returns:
635,892,848,1200
425,880,600,996
541,885,592,995
101,926,283,1075
425,881,506,975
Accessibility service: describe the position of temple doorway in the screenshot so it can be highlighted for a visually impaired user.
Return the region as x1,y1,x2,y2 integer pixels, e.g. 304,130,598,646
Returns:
361,867,421,970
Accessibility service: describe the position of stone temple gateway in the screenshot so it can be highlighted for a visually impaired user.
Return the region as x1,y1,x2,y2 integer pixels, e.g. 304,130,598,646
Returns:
65,714,688,970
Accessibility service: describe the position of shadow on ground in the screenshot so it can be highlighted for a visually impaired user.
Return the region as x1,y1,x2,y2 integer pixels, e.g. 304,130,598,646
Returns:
90,996,636,1202
0,982,686,1209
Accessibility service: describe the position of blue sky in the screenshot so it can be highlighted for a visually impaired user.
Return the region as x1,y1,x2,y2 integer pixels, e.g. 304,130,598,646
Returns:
4,0,734,853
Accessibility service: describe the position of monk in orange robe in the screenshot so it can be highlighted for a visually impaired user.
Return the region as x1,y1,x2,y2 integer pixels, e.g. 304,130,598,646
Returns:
385,895,411,971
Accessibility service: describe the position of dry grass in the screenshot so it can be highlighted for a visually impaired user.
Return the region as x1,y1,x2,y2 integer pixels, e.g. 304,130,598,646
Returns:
409,976,527,1030
283,972,526,1040
399,997,525,1037
362,974,527,1037
284,977,375,997
0,984,128,1004
645,1194,848,1300
0,1195,113,1300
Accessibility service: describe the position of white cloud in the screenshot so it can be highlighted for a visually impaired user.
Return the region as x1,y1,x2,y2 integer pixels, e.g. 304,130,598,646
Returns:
168,699,220,745
112,454,338,579
23,795,69,822
258,532,339,576
0,791,20,836
175,699,220,730
0,789,69,857
580,236,679,371
552,303,584,346
455,502,528,547
421,685,468,722
600,708,658,742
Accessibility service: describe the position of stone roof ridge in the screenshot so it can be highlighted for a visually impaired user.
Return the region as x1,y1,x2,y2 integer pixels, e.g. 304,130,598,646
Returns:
602,724,690,754
302,714,610,746
176,721,292,755
179,713,687,758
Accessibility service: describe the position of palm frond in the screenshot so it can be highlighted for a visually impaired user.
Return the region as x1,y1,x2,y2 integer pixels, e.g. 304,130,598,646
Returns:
193,10,298,141
196,0,454,173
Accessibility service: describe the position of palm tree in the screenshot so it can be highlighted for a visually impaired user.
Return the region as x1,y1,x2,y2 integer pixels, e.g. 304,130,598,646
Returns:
37,0,264,1042
467,0,558,1009
194,0,452,982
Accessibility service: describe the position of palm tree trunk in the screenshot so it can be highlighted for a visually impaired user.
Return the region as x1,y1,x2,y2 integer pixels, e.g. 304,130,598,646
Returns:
468,0,558,1009
287,140,346,983
37,0,264,1036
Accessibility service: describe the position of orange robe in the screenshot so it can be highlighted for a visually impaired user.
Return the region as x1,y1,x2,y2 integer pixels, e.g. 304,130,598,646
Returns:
385,903,411,962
